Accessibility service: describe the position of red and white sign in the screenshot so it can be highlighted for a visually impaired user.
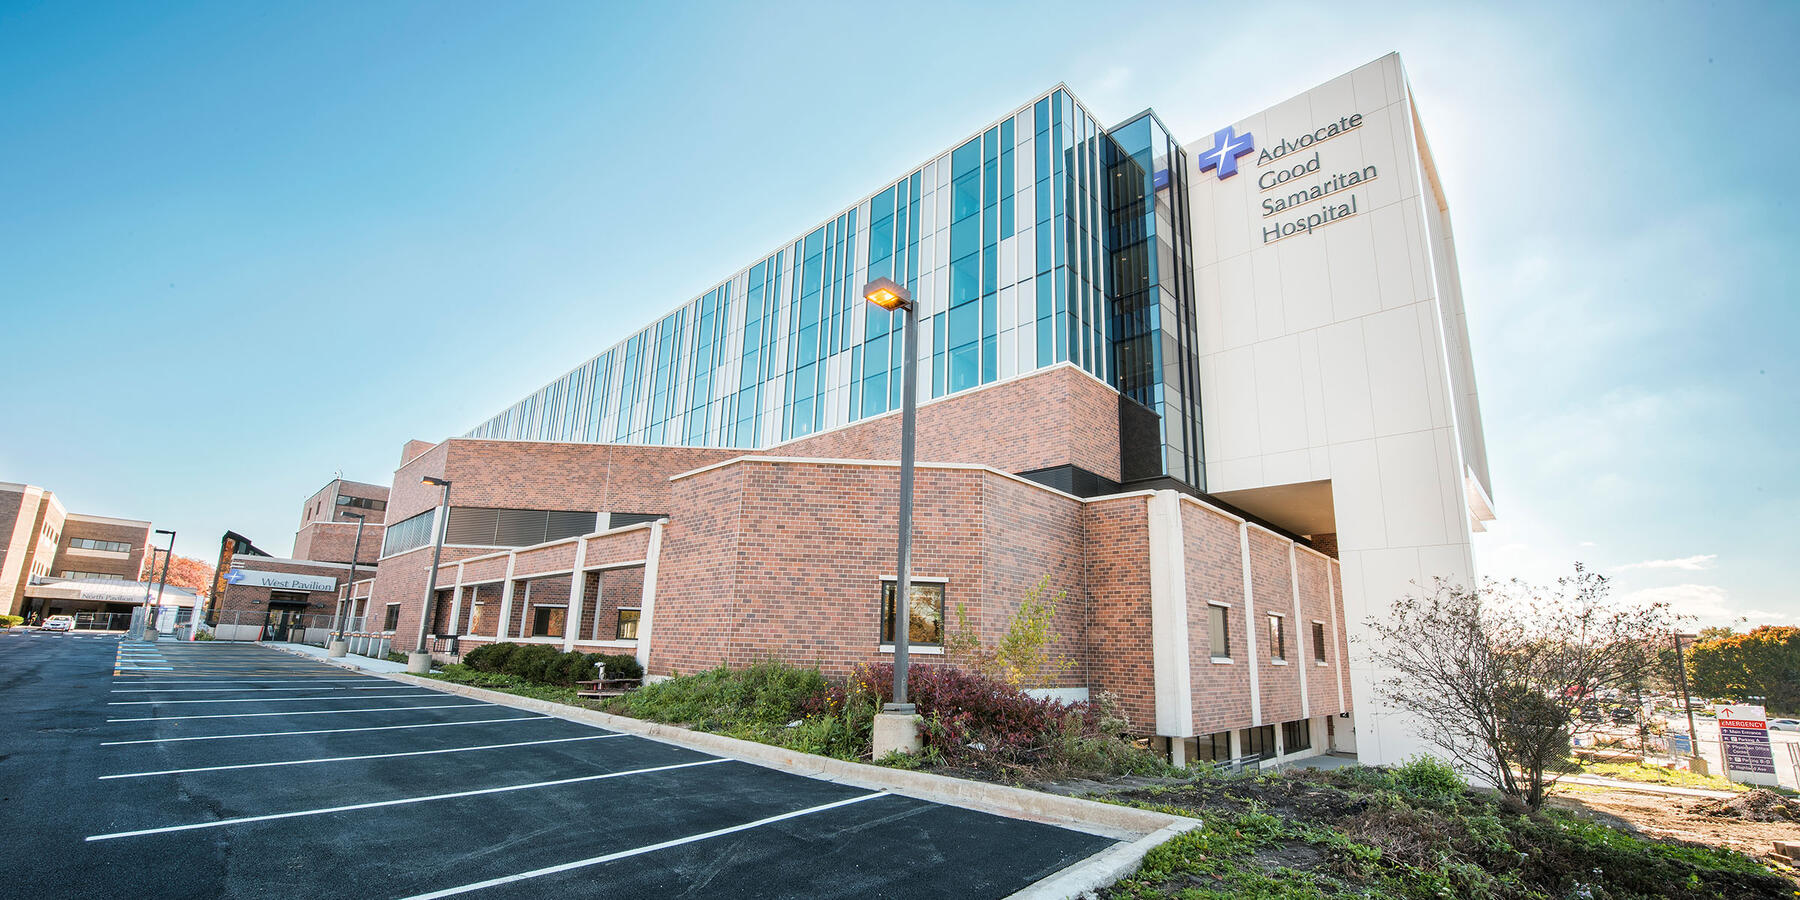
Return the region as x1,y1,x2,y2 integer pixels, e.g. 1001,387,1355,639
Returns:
1717,704,1777,783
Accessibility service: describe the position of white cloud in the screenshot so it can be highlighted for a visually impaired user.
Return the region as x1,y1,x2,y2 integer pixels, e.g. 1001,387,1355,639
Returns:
1611,554,1717,573
1618,583,1735,626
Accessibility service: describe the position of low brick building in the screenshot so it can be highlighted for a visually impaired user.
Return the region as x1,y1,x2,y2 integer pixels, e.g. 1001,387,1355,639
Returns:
361,365,1349,766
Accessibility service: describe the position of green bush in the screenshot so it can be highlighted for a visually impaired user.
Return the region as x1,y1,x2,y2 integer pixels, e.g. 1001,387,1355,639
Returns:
501,643,560,682
0,615,22,629
595,652,643,680
462,641,517,673
1392,754,1465,802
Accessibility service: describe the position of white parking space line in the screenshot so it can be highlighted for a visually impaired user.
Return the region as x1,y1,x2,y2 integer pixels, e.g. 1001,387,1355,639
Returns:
108,693,440,705
100,715,555,745
398,792,889,900
111,686,399,693
86,758,731,841
101,734,631,779
111,679,390,685
108,702,490,722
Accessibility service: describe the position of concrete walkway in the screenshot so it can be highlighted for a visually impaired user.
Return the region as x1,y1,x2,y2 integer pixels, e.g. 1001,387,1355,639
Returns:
1558,774,1737,799
270,640,411,673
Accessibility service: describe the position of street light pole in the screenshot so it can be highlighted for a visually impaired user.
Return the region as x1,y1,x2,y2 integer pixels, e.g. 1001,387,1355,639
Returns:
146,529,175,642
863,276,923,756
1673,631,1707,774
410,477,451,674
329,512,365,658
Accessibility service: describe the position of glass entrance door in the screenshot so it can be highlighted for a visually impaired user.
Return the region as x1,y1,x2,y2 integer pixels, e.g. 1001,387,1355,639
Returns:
265,608,301,641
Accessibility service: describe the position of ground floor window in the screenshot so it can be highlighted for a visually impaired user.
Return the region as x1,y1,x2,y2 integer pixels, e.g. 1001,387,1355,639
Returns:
616,607,640,640
383,603,400,631
1282,719,1312,753
531,605,566,638
1195,730,1232,762
879,580,944,645
1240,724,1276,759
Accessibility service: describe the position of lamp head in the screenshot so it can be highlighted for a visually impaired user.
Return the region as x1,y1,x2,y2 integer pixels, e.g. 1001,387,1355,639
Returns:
862,277,912,311
422,476,450,487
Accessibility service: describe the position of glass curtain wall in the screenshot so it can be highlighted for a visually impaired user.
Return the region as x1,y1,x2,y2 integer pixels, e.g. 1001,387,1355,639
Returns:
1106,112,1205,489
465,87,1199,490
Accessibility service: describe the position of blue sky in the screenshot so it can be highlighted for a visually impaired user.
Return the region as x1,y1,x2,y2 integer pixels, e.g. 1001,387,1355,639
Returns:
2,2,1794,628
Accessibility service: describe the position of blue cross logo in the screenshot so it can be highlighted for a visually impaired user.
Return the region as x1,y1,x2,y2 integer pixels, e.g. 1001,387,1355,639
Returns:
1196,126,1255,180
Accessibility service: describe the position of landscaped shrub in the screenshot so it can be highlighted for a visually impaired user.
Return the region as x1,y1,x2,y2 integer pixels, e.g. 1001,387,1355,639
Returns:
501,643,560,683
1391,754,1465,802
462,641,518,673
594,652,643,680
817,662,1168,777
0,615,22,629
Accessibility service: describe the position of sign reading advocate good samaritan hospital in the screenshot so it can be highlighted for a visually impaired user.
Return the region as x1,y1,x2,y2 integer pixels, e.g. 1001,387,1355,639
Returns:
1196,111,1380,246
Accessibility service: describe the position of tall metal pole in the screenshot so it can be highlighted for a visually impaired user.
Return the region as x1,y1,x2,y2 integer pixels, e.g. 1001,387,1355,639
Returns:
1674,631,1702,766
335,514,365,635
415,481,451,656
149,530,175,639
888,302,919,712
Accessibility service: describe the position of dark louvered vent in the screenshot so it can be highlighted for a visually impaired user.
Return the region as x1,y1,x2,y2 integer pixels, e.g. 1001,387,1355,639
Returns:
608,512,667,528
445,508,499,545
495,508,547,546
547,510,599,540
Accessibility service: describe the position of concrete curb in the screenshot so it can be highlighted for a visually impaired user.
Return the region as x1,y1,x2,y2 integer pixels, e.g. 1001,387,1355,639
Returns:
265,645,1194,898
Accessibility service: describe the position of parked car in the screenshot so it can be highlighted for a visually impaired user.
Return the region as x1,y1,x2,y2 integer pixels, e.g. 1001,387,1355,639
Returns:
1769,719,1800,733
40,615,75,632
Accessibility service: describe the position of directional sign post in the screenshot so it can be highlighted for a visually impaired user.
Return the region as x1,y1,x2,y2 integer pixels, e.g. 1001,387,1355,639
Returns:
1717,704,1780,787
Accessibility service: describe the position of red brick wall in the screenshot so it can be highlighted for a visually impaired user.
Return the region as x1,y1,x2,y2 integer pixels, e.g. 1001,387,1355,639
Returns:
1295,549,1343,716
1247,528,1304,726
1081,494,1156,732
293,521,384,566
773,364,1122,481
1182,501,1253,735
977,474,1091,684
54,518,150,582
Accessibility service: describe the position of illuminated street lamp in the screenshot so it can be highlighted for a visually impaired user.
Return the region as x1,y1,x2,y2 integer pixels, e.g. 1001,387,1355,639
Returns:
144,529,175,642
862,276,923,756
409,476,451,674
328,511,365,658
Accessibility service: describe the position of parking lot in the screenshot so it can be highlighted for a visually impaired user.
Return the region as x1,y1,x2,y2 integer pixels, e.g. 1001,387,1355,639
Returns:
0,633,1117,899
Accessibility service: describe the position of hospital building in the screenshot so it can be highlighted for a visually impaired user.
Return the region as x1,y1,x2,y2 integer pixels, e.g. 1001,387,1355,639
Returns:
329,53,1489,768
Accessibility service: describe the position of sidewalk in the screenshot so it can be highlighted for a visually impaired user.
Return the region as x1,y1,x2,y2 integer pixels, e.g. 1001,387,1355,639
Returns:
270,641,411,674
1559,774,1737,799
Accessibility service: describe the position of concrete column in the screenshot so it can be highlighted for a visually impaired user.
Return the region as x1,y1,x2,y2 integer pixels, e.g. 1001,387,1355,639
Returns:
1146,491,1194,741
634,521,664,671
447,563,466,639
1239,523,1262,726
1325,555,1346,714
562,540,588,652
495,554,518,640
1288,544,1310,721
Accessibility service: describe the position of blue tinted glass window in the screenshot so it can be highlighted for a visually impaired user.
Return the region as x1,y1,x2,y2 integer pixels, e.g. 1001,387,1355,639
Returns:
952,174,980,221
950,255,980,307
952,137,981,178
949,342,979,393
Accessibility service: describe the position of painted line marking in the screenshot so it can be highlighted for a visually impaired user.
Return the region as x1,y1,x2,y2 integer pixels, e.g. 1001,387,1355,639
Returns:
86,758,730,841
108,693,439,705
110,678,389,684
397,792,889,900
107,702,489,722
99,715,555,746
101,734,629,779
111,686,395,693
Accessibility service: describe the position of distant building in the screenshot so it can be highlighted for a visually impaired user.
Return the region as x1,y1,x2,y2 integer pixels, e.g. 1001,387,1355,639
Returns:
0,481,158,622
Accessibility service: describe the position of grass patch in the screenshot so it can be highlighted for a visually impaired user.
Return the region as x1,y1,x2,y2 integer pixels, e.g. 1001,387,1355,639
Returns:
1104,759,1790,900
1577,760,1746,793
425,664,583,704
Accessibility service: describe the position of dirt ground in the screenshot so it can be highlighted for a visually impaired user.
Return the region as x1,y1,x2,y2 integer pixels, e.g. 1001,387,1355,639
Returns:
1550,786,1800,872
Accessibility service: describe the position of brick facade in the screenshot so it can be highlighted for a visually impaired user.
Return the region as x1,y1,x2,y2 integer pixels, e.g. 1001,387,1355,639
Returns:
354,364,1347,753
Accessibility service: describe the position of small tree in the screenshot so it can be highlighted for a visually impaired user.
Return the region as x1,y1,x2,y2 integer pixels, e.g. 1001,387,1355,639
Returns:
944,575,1077,690
1364,564,1671,810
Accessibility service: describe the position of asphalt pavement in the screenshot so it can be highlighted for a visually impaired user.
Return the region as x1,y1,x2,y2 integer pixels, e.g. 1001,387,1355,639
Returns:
0,631,1116,899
